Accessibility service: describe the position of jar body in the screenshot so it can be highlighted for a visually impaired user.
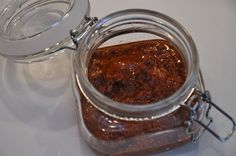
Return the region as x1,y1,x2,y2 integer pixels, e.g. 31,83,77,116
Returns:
72,10,207,155
73,73,206,156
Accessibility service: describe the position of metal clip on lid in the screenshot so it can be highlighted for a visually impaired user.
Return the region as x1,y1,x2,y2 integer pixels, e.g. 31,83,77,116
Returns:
185,88,235,143
193,90,236,142
55,16,98,52
70,16,98,48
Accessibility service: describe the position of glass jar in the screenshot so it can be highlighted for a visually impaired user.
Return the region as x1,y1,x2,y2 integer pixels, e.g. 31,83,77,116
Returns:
71,9,235,155
0,0,235,156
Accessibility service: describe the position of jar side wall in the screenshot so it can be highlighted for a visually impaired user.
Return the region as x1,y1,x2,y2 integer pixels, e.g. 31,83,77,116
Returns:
73,86,204,156
72,70,206,156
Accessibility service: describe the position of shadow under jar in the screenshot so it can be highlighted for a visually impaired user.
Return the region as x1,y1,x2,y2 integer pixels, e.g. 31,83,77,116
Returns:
72,10,235,156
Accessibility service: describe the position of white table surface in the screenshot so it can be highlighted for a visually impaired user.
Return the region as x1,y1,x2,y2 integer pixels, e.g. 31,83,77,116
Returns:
0,0,235,156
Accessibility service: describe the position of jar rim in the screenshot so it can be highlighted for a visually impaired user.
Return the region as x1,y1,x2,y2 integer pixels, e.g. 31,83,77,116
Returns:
75,9,199,119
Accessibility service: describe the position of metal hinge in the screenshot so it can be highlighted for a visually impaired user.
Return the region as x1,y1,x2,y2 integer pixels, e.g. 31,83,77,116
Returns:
70,16,98,48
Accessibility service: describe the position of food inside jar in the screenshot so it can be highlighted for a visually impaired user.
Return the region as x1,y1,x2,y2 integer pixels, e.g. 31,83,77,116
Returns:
80,39,198,155
88,39,186,104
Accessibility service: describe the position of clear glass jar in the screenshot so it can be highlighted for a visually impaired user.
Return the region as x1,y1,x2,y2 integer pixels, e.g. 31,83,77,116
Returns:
0,0,234,156
72,9,235,155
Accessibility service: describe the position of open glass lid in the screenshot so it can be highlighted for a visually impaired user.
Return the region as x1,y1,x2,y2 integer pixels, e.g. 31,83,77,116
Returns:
0,0,89,63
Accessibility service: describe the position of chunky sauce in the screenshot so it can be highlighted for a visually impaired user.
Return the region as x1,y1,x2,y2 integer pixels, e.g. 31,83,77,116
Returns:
80,39,192,155
88,39,186,104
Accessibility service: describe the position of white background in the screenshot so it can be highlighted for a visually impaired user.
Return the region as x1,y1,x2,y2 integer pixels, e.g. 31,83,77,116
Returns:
0,0,235,156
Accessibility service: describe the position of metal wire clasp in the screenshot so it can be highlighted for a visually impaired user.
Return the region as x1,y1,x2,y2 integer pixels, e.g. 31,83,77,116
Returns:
184,88,235,143
49,17,98,54
70,16,98,48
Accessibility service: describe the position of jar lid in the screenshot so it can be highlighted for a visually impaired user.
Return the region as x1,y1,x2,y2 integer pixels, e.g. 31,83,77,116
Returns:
0,0,89,62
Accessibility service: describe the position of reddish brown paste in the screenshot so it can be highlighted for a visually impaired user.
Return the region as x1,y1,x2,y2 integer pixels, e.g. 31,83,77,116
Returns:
88,39,186,104
80,39,194,155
